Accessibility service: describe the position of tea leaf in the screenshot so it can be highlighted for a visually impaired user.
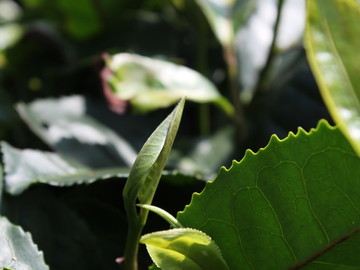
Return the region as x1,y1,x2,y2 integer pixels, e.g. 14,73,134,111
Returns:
178,120,360,269
123,98,185,221
106,54,233,115
305,0,360,155
0,217,49,270
140,228,229,270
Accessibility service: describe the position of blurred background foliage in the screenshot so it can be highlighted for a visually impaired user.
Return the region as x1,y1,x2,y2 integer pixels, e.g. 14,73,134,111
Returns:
0,0,334,269
0,0,331,156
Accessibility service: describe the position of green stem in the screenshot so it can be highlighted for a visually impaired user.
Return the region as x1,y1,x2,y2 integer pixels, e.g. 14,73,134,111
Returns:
195,7,211,136
122,220,142,270
122,205,149,270
252,0,285,96
224,44,246,143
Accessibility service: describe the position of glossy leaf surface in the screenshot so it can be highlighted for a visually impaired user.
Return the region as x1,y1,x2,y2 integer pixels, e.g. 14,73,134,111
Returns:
123,98,185,221
178,120,360,269
1,141,129,195
0,217,49,270
106,53,233,115
305,0,360,155
140,228,229,270
16,95,137,168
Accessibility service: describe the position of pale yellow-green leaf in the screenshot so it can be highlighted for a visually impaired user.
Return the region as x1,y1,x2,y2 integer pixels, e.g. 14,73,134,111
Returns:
140,228,229,270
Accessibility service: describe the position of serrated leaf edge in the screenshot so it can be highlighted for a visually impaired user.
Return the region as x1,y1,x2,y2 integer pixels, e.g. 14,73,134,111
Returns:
178,119,336,215
0,217,49,269
0,141,130,194
140,227,228,268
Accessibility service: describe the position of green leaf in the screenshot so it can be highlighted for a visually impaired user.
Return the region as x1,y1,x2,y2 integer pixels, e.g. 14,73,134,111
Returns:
194,0,256,46
1,141,129,195
57,0,101,39
302,231,360,269
0,217,49,270
16,95,137,168
305,0,360,156
123,98,185,220
193,0,234,46
178,120,360,269
140,228,229,270
106,53,234,115
122,99,185,269
173,126,235,177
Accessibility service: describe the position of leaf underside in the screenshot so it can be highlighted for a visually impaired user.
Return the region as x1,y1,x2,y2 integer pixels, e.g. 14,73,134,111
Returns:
1,141,129,195
178,120,360,269
305,0,360,156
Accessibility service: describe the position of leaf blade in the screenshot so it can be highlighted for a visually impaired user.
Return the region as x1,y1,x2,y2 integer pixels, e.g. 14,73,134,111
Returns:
106,53,234,115
123,98,185,220
1,141,129,195
178,120,360,269
0,217,49,270
140,228,229,270
305,0,360,155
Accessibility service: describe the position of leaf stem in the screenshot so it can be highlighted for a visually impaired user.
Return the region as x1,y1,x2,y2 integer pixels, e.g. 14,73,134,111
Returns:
122,220,142,270
195,9,211,136
252,0,285,96
224,44,246,143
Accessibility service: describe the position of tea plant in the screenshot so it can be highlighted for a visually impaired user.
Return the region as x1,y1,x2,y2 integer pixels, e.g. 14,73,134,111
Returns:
0,0,359,269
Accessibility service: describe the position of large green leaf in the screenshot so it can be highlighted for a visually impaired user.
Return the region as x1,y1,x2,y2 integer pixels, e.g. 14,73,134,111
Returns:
105,53,233,115
16,95,137,168
1,141,129,195
178,120,360,269
305,0,360,155
0,217,49,270
140,228,229,270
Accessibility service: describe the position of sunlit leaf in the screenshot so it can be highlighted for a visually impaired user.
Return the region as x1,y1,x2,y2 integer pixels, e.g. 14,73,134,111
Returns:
0,217,49,270
194,0,257,46
178,120,360,269
105,53,233,115
140,228,229,270
0,23,23,51
123,98,185,221
305,0,360,155
1,141,129,195
16,95,137,168
194,0,234,46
